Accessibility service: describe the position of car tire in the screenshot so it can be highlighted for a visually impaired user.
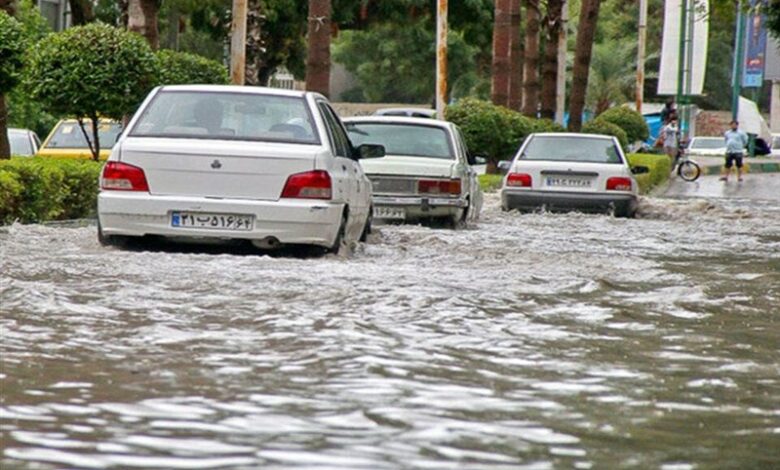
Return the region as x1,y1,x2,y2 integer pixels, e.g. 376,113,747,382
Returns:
328,210,348,255
360,206,372,242
448,203,468,229
97,221,128,248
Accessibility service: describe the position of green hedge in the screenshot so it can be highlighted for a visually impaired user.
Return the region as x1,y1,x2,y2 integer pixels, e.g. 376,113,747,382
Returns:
597,107,649,143
582,119,629,151
627,153,671,194
0,157,102,224
156,49,229,86
478,174,503,192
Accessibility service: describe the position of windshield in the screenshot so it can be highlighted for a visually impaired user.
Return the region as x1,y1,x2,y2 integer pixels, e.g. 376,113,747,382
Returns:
690,138,724,149
130,90,319,145
345,122,454,159
44,121,121,149
8,132,34,155
521,136,623,163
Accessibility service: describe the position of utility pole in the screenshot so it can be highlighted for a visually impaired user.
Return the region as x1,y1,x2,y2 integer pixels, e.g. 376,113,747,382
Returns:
436,0,448,119
555,0,568,124
635,0,647,113
230,0,247,85
732,1,746,121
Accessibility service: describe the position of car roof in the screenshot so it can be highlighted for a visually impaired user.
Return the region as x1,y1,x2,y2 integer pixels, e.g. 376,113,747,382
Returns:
375,107,435,115
690,136,722,140
158,84,317,99
343,116,451,129
530,132,615,141
8,128,31,134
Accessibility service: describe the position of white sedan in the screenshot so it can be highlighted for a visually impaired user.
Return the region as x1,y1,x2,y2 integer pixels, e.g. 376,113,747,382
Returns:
343,116,483,227
686,136,726,158
500,133,645,218
97,85,383,253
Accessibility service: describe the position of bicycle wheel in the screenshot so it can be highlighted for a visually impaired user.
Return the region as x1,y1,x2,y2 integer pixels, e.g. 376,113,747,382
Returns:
677,160,701,182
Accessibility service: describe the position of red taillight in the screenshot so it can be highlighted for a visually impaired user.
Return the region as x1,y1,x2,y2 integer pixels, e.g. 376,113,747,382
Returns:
417,179,462,195
506,172,532,187
281,170,332,199
101,162,149,191
606,177,632,191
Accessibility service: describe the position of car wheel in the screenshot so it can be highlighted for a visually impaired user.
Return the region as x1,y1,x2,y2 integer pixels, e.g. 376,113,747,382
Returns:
328,211,348,255
360,206,372,242
448,203,468,229
97,221,128,248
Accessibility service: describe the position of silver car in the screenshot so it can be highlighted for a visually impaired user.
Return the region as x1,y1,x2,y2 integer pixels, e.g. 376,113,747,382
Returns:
8,128,41,156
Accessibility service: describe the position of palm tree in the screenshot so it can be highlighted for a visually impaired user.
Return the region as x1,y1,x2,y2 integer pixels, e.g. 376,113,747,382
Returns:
586,41,636,115
568,0,601,131
521,0,540,117
539,0,563,120
306,0,331,97
68,0,94,25
491,0,511,107
508,0,523,111
127,0,160,50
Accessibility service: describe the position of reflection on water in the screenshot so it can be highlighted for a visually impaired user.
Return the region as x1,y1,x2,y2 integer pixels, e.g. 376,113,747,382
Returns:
1,194,779,469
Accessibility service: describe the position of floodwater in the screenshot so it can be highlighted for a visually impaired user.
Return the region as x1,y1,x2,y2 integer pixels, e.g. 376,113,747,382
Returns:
1,193,779,469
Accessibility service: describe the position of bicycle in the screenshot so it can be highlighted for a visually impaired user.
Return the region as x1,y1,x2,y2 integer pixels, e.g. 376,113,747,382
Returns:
673,139,702,182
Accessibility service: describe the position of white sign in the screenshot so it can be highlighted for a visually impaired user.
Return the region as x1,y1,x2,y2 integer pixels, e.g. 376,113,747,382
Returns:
657,0,709,95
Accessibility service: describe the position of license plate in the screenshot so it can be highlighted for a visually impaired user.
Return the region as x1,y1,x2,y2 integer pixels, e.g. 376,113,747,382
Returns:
545,176,593,188
373,206,406,220
171,212,254,231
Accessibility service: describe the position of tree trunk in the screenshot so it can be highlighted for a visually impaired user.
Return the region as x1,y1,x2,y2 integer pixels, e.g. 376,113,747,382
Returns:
127,0,160,50
0,94,10,160
305,0,331,97
491,0,511,107
68,0,95,25
539,0,563,120
245,0,265,86
508,0,523,111
568,0,601,131
522,0,540,117
0,0,15,15
166,5,179,50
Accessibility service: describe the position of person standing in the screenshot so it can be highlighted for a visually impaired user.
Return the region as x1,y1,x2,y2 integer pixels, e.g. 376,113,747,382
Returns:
659,116,679,165
721,120,749,182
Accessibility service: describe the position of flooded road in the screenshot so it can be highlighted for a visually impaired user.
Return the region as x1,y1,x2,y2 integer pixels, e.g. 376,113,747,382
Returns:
2,193,779,469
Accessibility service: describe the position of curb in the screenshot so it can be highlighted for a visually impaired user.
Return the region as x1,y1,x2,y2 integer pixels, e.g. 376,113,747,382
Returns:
701,161,780,176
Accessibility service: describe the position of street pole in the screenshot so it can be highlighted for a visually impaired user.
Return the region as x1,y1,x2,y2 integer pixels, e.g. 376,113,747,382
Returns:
230,0,247,85
675,0,689,140
555,0,568,125
732,1,745,121
436,0,448,119
635,0,647,114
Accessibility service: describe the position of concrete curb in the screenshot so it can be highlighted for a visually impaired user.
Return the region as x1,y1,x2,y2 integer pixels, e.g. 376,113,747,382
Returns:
701,161,780,176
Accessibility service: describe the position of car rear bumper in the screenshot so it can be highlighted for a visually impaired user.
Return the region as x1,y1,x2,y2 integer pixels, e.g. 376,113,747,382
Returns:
501,189,637,215
98,192,343,247
372,195,467,219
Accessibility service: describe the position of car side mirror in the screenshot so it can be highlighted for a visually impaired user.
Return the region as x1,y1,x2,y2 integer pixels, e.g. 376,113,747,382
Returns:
631,165,650,175
497,160,512,173
468,154,487,165
356,143,385,159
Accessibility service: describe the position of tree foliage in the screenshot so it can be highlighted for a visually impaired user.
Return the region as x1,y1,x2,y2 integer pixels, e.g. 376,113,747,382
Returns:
0,10,25,93
582,118,629,151
27,24,158,160
156,49,228,85
597,106,650,143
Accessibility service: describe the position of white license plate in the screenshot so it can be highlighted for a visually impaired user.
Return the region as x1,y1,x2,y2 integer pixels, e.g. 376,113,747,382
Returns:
171,212,254,231
545,176,593,188
373,207,406,220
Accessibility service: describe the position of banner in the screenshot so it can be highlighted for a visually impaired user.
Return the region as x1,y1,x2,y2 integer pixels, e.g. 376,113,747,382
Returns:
657,0,709,95
742,1,768,87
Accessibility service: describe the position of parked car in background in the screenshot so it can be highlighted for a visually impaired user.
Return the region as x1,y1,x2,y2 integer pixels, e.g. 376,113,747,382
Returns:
771,134,780,157
98,85,384,253
685,136,726,158
7,128,41,156
37,119,122,160
344,116,483,227
373,107,436,119
500,133,645,218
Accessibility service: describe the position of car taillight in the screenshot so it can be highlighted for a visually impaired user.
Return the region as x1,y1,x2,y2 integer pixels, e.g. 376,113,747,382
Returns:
101,162,149,191
281,170,332,199
606,176,632,191
417,179,462,195
506,172,532,187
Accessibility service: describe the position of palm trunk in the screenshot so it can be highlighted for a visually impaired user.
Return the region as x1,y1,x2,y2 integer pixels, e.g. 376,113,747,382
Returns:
521,0,540,117
305,0,331,97
0,94,10,160
508,0,523,111
127,0,160,50
568,0,601,131
245,0,265,86
491,0,511,107
68,0,94,25
539,0,563,120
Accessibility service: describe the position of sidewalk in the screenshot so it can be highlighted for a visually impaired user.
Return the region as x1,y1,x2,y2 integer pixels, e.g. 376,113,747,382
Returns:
693,155,780,176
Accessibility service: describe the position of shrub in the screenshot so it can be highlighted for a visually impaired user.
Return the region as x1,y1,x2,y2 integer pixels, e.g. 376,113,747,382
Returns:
26,24,158,160
597,106,649,143
530,118,566,134
0,157,102,224
627,153,672,193
156,49,229,86
582,119,629,151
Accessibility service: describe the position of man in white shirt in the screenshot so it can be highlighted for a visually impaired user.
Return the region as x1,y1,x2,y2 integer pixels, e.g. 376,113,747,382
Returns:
720,120,749,182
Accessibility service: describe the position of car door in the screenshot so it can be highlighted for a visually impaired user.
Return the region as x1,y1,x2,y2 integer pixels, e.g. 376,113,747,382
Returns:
453,125,482,219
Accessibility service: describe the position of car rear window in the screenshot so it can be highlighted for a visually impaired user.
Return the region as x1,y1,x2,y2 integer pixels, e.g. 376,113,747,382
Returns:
8,132,33,155
521,136,623,163
44,121,121,149
345,122,454,159
130,90,320,145
690,138,724,149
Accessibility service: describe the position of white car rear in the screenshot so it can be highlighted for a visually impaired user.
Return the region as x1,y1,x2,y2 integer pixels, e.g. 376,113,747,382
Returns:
344,116,482,226
97,85,381,252
500,133,641,218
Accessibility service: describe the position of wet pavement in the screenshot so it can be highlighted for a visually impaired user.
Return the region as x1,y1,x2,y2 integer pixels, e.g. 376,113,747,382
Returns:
1,193,779,469
664,172,780,201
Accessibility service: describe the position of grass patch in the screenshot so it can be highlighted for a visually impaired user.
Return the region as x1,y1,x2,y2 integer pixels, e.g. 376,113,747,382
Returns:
627,153,671,194
478,174,504,192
